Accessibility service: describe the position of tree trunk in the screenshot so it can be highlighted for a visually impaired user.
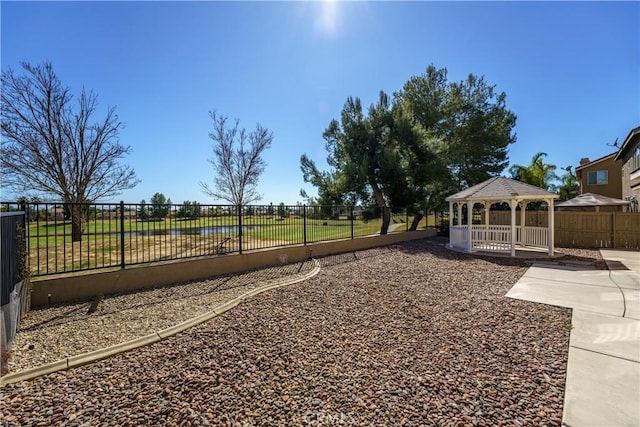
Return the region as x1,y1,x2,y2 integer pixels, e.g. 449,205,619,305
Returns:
409,213,424,231
410,201,430,231
381,206,390,235
70,203,85,242
371,182,390,235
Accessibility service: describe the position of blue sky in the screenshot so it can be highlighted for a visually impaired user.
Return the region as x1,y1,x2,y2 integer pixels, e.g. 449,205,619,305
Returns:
2,1,638,205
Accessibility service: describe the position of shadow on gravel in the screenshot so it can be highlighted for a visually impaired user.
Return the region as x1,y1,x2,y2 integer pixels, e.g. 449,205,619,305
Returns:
316,246,396,268
394,237,530,267
15,305,88,334
393,236,607,270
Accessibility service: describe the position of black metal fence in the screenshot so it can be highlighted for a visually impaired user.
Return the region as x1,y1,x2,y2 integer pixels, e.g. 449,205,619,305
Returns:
1,211,30,360
0,202,432,277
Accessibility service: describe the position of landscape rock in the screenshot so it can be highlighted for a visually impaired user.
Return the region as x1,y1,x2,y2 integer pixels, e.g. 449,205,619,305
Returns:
0,238,600,425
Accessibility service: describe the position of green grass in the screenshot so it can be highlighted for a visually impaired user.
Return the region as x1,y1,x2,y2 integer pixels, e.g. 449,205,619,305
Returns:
243,220,384,242
25,212,443,275
26,213,440,248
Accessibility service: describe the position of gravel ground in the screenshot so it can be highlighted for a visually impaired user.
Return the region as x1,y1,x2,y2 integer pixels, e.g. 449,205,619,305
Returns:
7,261,318,373
1,239,606,426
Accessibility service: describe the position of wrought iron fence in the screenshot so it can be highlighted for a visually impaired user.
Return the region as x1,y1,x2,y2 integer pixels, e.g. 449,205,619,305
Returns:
1,211,30,357
0,202,429,277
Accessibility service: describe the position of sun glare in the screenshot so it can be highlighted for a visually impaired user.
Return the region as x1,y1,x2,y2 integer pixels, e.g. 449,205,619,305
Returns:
315,0,340,38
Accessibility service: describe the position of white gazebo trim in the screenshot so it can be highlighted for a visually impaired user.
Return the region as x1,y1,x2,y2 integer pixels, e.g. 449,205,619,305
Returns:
445,177,559,257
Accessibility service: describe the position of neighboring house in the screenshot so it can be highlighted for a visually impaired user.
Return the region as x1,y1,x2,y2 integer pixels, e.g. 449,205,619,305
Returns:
97,210,117,220
614,126,640,212
575,152,622,199
123,210,137,220
98,209,137,220
50,207,65,221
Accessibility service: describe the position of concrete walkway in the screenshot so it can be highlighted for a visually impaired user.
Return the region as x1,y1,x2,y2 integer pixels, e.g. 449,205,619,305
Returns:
506,249,640,427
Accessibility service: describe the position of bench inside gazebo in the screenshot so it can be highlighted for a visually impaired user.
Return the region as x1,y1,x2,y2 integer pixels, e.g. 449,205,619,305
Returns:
445,177,559,257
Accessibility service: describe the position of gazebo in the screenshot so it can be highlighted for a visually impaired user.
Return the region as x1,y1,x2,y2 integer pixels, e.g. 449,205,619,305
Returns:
555,193,631,212
445,176,559,257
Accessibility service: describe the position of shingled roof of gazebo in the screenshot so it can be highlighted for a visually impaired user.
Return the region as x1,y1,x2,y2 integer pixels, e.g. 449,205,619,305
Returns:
556,192,630,207
445,176,559,202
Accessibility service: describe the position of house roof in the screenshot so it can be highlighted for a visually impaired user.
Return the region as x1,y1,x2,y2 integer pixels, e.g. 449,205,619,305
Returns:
556,193,630,207
445,176,559,202
614,126,640,161
575,152,617,172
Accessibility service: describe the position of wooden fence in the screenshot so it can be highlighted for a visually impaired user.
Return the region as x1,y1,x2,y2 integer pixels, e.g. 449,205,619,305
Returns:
488,211,640,249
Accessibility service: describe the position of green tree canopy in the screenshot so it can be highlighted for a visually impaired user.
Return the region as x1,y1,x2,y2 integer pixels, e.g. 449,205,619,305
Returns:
150,192,171,220
138,200,149,221
301,64,516,230
277,202,287,219
176,200,201,220
395,65,517,208
299,155,348,207
301,91,441,233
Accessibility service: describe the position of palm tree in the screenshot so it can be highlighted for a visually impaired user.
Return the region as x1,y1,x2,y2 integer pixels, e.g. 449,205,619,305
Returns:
557,169,580,201
509,152,558,191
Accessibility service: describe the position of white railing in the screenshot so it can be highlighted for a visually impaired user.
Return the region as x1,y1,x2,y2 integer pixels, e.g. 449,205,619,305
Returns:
471,225,512,251
450,226,468,249
451,225,548,252
517,226,548,248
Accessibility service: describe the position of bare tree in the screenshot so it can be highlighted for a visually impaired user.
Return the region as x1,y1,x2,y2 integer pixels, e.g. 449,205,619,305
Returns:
1,61,139,241
200,111,273,206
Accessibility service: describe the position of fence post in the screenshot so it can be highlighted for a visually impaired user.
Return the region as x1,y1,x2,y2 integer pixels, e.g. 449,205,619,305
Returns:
350,206,354,239
120,201,125,269
238,204,243,254
303,205,307,245
611,212,616,248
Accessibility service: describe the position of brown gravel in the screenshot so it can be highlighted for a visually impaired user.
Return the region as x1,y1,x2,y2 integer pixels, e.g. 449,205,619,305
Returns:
0,238,599,426
7,261,318,373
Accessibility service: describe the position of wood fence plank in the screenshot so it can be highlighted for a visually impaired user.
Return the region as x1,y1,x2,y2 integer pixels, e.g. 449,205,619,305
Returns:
486,211,639,249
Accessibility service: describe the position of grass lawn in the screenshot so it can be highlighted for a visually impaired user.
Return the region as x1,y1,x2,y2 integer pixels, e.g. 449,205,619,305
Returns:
25,213,440,275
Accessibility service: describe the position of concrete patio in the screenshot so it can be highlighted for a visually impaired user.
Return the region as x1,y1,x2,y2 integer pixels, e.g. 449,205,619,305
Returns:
506,249,640,426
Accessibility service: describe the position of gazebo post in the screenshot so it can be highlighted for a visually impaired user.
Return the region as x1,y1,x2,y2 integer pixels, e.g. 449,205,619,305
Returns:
457,203,463,248
467,201,473,253
483,201,490,227
482,201,490,250
448,201,453,249
510,199,517,257
548,198,555,255
519,201,527,245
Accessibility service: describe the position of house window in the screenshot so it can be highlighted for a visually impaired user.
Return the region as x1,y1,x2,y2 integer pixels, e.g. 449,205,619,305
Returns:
633,145,640,172
587,170,608,185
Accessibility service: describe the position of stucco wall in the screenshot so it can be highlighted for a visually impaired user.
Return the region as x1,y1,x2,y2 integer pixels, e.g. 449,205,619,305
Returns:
577,156,623,199
30,229,436,307
620,144,640,210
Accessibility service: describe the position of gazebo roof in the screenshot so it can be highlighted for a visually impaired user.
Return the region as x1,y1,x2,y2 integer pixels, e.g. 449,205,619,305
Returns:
445,176,559,202
556,192,630,207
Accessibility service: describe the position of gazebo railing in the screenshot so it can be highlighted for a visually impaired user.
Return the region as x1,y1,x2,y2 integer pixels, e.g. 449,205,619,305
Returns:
471,225,511,251
450,225,548,252
450,226,468,249
517,226,548,248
